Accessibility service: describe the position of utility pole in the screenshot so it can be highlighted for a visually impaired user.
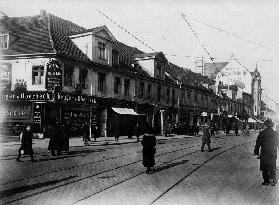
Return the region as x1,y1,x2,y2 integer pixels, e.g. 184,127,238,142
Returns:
195,56,204,75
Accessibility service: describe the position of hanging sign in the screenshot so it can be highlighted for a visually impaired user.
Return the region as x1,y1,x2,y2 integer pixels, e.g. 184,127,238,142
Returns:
46,59,62,90
33,103,42,123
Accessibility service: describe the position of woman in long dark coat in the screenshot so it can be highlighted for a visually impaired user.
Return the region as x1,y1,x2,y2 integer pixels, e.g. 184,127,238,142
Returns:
141,126,156,174
17,125,35,162
45,120,59,156
59,123,70,152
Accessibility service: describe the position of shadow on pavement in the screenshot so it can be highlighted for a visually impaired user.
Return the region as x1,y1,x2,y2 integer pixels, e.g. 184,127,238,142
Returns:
155,159,189,173
210,147,222,152
0,175,77,198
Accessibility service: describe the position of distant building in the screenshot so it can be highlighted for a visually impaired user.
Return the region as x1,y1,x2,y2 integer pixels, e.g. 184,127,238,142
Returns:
204,62,228,80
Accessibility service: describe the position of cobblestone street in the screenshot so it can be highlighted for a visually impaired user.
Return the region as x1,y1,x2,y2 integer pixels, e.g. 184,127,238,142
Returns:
0,131,278,205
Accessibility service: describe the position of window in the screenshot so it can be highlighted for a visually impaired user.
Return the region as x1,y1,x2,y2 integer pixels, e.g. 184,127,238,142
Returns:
98,42,106,60
79,71,87,89
64,64,73,86
112,50,119,66
187,91,191,104
156,65,162,78
114,76,121,94
157,85,161,102
166,88,170,103
147,84,151,99
32,65,44,85
0,34,9,49
98,73,106,92
172,89,175,105
181,89,185,104
124,79,130,96
139,82,144,98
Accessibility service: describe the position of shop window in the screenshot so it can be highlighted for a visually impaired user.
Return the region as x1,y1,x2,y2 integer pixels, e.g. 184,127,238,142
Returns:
139,82,144,98
32,65,44,85
79,70,87,89
0,34,9,49
114,76,121,94
98,42,106,60
147,84,151,99
124,79,130,96
64,64,73,86
157,85,161,102
98,73,106,92
112,50,119,66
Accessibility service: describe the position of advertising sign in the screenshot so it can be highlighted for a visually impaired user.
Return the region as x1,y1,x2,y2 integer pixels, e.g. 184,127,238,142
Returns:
215,60,252,94
33,103,42,124
46,59,62,90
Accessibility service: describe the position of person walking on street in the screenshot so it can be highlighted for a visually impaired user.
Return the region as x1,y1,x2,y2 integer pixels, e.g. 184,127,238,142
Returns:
135,123,140,142
254,119,279,186
45,119,60,156
201,123,212,152
92,125,98,141
60,123,70,153
17,125,35,162
234,122,239,136
83,122,91,145
141,126,156,174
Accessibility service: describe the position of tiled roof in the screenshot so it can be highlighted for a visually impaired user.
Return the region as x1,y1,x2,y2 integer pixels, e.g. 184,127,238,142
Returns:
0,15,54,55
48,14,91,63
112,41,149,76
165,62,215,89
0,13,91,63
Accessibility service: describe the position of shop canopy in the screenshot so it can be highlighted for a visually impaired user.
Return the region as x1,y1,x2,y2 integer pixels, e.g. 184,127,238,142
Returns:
112,107,139,115
248,118,257,123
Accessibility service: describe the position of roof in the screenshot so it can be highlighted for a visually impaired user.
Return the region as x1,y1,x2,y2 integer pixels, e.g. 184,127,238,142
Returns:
204,62,229,79
112,41,149,76
0,12,91,63
0,15,54,55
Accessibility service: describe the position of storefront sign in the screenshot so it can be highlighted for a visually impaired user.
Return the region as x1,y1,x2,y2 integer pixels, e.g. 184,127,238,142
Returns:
55,92,96,104
46,59,62,90
0,104,32,121
0,92,53,101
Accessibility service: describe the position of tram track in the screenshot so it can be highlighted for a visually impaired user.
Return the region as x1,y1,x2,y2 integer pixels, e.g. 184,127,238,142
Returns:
1,136,256,205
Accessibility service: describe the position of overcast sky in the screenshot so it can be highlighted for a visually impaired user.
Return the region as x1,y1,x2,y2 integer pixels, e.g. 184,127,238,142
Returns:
2,0,279,104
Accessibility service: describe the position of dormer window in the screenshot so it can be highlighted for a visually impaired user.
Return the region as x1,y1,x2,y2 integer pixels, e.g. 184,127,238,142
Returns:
0,34,9,49
112,50,119,66
98,42,106,60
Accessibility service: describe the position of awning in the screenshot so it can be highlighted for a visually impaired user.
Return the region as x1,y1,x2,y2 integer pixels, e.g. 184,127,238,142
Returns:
112,107,139,115
248,118,257,123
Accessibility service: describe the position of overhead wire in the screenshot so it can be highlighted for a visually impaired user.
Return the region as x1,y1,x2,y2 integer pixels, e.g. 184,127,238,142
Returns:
182,13,279,53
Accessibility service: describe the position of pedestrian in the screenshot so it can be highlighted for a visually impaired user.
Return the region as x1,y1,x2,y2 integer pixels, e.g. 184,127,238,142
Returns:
234,122,239,136
92,125,98,141
201,123,212,152
83,122,91,145
134,123,140,142
141,126,156,174
60,123,70,153
254,119,279,186
17,125,35,162
45,119,60,156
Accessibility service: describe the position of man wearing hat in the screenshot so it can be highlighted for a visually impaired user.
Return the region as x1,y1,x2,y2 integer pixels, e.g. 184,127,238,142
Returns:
254,119,279,186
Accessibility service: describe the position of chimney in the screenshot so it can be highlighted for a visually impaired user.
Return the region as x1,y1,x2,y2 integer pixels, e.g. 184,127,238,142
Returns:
40,10,47,18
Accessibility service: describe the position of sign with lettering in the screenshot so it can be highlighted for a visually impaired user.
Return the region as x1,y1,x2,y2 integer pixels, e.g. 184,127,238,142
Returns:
46,59,62,90
33,103,41,123
215,59,252,94
0,91,53,101
55,92,96,104
0,104,32,121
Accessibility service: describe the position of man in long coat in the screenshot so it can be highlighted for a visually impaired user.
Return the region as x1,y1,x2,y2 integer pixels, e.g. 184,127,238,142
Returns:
17,125,35,162
254,119,279,186
201,123,212,152
141,126,156,174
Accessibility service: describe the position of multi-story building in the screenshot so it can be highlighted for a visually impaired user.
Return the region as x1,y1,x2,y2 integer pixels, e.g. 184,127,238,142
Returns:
0,10,248,137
